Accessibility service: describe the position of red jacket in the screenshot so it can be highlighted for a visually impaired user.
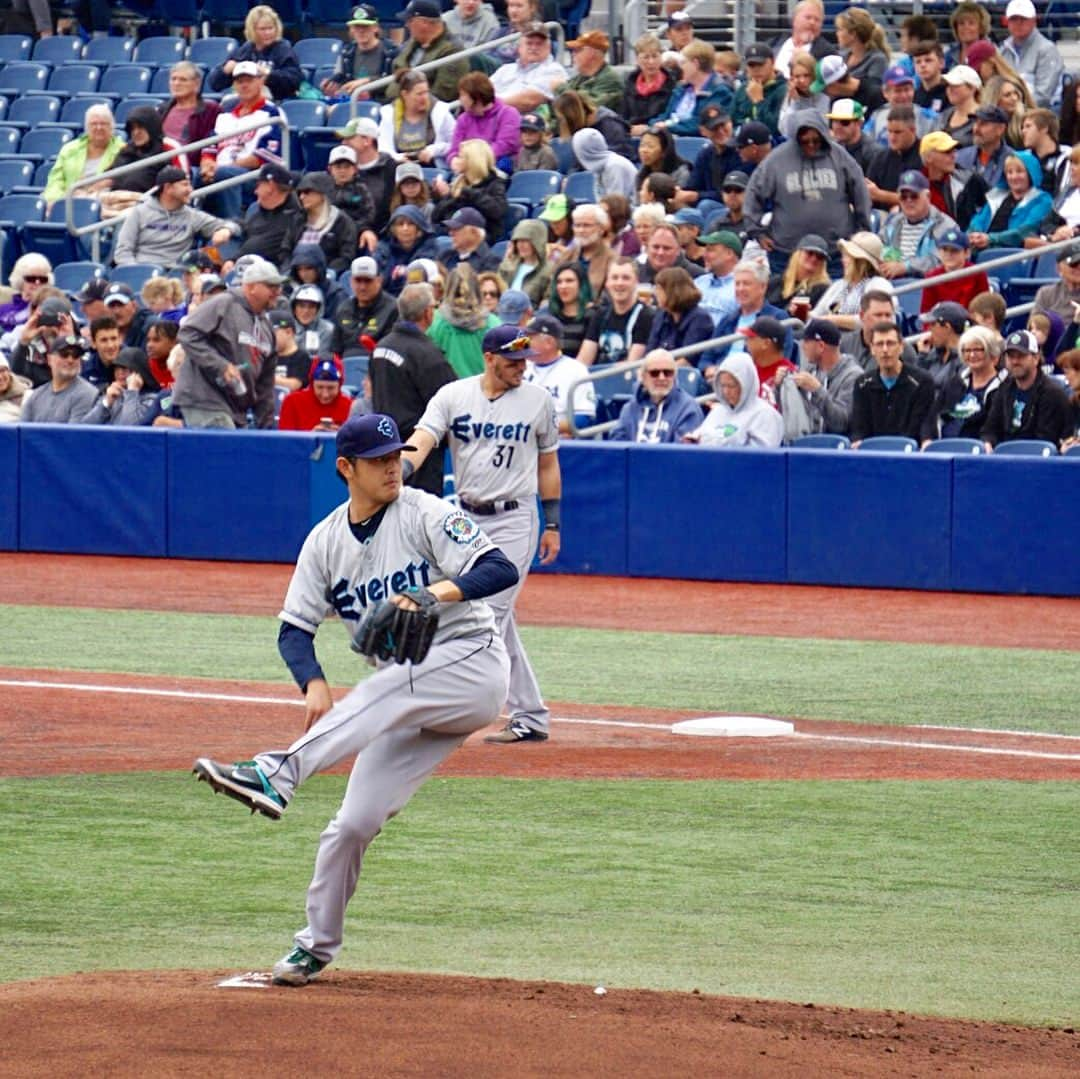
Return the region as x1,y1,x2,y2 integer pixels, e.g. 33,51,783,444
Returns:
278,357,353,431
919,263,990,314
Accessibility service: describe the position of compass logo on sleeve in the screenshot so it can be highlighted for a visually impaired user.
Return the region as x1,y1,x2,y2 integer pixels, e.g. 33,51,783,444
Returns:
443,510,480,544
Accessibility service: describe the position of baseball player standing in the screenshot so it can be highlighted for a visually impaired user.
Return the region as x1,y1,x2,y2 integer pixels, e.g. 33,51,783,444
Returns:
193,413,517,986
403,324,561,743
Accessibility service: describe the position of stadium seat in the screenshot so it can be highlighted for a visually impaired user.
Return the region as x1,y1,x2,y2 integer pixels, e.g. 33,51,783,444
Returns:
563,170,596,203
674,135,707,162
793,433,851,449
188,37,238,69
342,354,369,389
281,99,328,132
20,126,73,162
294,39,342,69
1031,249,1061,277
974,247,1030,288
589,363,639,402
61,95,109,123
212,0,260,29
298,127,339,173
31,35,83,65
1063,443,1080,458
109,263,164,293
326,101,354,129
548,138,574,175
991,439,1058,457
82,36,135,67
98,65,153,98
491,240,508,260
507,169,561,212
0,158,34,193
52,260,106,295
1004,278,1057,308
307,0,364,27
0,35,33,63
676,367,706,397
40,64,100,100
0,62,49,95
0,191,45,272
114,97,166,126
6,95,61,127
856,435,918,452
133,37,186,67
20,197,101,264
502,201,527,238
150,67,180,95
922,437,985,454
0,125,21,155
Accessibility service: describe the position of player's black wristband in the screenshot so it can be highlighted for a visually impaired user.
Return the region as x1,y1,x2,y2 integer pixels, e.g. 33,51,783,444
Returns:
541,498,560,531
401,458,415,481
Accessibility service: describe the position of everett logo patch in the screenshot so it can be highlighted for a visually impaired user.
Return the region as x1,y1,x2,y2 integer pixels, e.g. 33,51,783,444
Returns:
443,511,480,545
377,416,395,439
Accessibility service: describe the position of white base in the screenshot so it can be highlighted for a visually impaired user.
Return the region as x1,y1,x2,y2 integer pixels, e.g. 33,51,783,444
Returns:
217,972,273,989
671,716,795,738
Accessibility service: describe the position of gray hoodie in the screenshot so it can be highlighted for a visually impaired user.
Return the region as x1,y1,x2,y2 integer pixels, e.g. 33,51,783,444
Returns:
570,129,638,201
112,191,238,268
694,352,784,447
743,111,872,256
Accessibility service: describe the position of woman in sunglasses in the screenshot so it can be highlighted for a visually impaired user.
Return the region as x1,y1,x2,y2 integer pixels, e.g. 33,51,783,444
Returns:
0,254,53,333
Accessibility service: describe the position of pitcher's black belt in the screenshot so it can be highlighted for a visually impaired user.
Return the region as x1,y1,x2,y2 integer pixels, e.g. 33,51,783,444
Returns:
460,499,520,515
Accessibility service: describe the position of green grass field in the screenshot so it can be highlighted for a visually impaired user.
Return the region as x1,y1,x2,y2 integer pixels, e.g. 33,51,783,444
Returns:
2,603,1078,1026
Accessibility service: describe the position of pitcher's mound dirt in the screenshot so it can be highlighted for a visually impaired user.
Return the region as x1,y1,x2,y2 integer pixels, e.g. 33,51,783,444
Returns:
1,970,1076,1077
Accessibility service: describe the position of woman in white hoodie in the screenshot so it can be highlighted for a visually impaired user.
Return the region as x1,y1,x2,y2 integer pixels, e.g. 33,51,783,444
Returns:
685,352,784,447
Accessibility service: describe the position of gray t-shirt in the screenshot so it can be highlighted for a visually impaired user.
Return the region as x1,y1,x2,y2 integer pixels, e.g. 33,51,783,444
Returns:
20,377,101,423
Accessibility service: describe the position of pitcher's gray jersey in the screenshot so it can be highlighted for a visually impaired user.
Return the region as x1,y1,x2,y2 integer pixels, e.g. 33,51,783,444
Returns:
279,487,497,647
415,375,559,503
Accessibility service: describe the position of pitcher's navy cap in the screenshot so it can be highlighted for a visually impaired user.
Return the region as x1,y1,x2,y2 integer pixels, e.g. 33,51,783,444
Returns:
336,413,415,458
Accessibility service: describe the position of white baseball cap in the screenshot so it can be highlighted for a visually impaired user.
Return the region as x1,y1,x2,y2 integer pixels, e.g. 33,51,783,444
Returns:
232,60,262,78
350,256,379,279
1005,0,1037,18
943,64,982,89
328,145,357,165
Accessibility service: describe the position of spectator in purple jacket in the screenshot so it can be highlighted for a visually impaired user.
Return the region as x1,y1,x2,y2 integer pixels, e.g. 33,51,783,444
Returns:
448,72,522,173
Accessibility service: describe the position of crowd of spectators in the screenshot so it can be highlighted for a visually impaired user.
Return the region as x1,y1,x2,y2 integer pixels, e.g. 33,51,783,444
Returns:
1,0,1079,455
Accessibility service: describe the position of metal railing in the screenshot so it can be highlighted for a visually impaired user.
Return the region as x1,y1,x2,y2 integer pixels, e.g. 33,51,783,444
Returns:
64,114,291,264
349,21,565,119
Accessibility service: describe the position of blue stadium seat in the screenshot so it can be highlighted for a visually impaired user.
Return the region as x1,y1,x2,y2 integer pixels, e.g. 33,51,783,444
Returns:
0,35,33,63
548,138,574,175
342,354,369,389
31,35,84,65
20,197,101,263
108,263,165,293
212,0,260,29
0,62,49,94
856,436,918,453
793,433,851,449
502,201,527,239
1004,277,1057,308
974,247,1031,288
31,159,53,187
98,65,153,98
281,99,328,132
61,95,109,123
1031,249,1061,277
307,0,361,27
674,135,707,162
188,38,237,69
0,126,21,155
41,64,101,99
133,37,186,67
421,166,448,186
992,439,1058,457
0,158,35,193
294,39,342,69
326,101,354,129
114,97,166,126
298,127,339,173
676,366,706,397
0,191,45,272
20,126,74,162
82,36,135,67
52,260,106,295
1063,443,1080,458
563,170,596,203
491,240,508,260
589,363,639,402
507,169,561,211
150,66,189,95
922,437,985,454
6,94,61,127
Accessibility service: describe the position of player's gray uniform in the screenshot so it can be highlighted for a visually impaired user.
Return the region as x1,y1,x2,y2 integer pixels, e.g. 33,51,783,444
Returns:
415,376,559,736
254,488,510,965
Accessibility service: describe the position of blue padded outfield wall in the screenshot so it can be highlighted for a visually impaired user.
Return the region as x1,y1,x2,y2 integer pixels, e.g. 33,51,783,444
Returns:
4,427,1080,596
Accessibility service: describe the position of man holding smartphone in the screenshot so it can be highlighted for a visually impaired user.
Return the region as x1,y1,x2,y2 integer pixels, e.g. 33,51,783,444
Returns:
278,357,354,432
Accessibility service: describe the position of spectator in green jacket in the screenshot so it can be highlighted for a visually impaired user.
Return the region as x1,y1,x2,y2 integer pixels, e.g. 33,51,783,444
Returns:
731,43,789,137
42,104,124,211
558,30,624,113
386,0,468,104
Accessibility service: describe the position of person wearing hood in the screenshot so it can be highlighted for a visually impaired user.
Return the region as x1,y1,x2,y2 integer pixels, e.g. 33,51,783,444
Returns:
498,218,553,307
684,352,784,447
609,348,704,443
968,150,1053,250
97,105,185,217
290,284,336,360
278,356,353,432
112,166,239,269
85,346,163,427
743,111,872,274
375,205,440,296
0,354,31,423
570,129,638,201
428,263,500,377
288,243,346,319
290,172,359,278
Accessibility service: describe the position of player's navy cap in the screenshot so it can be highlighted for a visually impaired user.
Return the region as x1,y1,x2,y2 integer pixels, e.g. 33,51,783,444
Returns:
336,413,416,458
482,324,538,358
803,318,841,346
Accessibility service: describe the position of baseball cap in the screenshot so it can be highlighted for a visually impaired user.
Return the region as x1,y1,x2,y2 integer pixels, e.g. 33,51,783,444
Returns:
521,21,549,39
395,161,423,183
826,98,864,122
670,208,705,230
350,256,380,279
803,318,841,346
797,233,829,257
156,165,187,187
743,43,773,64
520,112,546,132
293,284,324,305
898,170,929,193
495,289,532,323
811,54,847,93
297,172,335,197
567,29,609,51
884,63,914,87
965,41,997,69
938,227,969,250
446,207,486,230
699,106,731,132
975,105,1008,125
403,0,441,18
942,64,981,89
405,257,440,285
740,315,786,348
347,4,379,25
328,145,358,166
49,333,86,355
668,10,692,26
74,277,109,303
198,273,225,295
721,170,750,191
257,162,295,188
242,259,287,286
700,229,742,255
336,117,379,140
336,413,416,458
526,314,563,341
37,296,72,326
735,122,771,148
1061,243,1080,266
921,130,960,155
481,324,537,358
232,60,262,78
311,358,341,382
539,193,570,222
179,249,215,273
925,301,968,333
1006,0,1037,18
103,282,135,306
268,309,296,330
1003,329,1039,354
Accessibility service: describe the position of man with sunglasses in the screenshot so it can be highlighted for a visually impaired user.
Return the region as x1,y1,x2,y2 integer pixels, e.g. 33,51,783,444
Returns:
878,171,959,279
609,348,704,443
826,98,882,176
914,301,967,394
20,335,101,424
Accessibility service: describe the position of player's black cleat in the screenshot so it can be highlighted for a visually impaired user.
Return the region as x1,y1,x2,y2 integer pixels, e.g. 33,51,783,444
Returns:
193,758,286,820
483,720,549,744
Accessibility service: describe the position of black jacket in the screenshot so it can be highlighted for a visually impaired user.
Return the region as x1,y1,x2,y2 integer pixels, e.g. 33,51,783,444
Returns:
332,291,399,355
355,153,398,224
285,205,358,277
980,370,1074,448
850,362,937,443
206,40,302,101
621,67,678,129
438,241,501,276
370,321,457,495
432,172,509,246
331,177,376,236
238,194,305,270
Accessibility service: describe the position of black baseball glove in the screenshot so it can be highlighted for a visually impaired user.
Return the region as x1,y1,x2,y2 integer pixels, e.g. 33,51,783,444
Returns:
355,589,440,665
